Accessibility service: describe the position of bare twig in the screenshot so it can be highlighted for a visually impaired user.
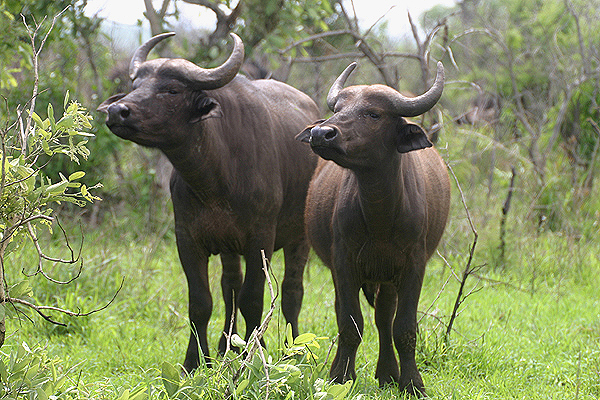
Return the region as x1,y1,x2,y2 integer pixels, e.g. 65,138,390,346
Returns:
498,167,517,265
6,278,124,326
22,7,69,148
444,161,480,342
226,250,278,396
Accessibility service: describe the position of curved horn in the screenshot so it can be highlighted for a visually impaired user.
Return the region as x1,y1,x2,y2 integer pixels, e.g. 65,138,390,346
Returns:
129,32,176,80
181,33,245,90
392,61,445,117
327,62,357,111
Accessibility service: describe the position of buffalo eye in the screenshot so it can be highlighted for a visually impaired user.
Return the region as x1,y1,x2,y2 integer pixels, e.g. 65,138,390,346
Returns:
367,112,380,120
168,89,178,95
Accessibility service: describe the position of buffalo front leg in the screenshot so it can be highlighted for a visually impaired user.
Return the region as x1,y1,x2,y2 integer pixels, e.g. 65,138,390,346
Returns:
281,238,309,338
375,283,400,386
175,233,213,373
330,274,363,383
239,236,275,346
393,265,426,396
218,253,243,355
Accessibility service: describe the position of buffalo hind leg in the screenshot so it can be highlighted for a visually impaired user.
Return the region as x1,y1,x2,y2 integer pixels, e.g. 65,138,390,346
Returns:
281,239,309,338
393,264,426,397
218,253,243,355
375,283,400,386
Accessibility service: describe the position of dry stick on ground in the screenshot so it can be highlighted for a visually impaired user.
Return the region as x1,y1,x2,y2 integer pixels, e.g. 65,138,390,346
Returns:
498,167,517,266
444,161,481,343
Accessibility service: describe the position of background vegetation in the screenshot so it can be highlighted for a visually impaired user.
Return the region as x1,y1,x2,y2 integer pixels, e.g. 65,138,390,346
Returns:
0,0,598,398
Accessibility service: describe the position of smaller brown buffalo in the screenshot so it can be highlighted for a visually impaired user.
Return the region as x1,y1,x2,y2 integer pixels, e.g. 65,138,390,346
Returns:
296,62,450,396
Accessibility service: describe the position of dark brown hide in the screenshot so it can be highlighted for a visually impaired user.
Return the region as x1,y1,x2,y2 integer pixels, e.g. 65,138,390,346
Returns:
98,34,319,372
297,63,450,396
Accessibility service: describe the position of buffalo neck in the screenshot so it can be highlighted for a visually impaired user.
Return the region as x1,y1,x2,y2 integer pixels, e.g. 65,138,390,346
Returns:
161,120,232,202
351,153,425,239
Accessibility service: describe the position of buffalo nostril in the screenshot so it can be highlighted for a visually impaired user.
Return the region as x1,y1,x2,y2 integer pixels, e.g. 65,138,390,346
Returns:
119,106,130,119
324,128,336,140
311,125,337,142
107,103,131,124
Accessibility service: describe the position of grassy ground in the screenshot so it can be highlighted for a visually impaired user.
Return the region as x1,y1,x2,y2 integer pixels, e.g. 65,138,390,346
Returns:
3,204,599,399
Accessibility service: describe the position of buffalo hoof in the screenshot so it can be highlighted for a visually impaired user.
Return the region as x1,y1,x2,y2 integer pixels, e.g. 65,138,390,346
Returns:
375,371,400,388
399,378,426,398
375,358,400,387
330,364,356,384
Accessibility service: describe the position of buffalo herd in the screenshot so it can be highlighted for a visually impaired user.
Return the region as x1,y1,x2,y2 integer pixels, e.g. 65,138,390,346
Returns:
98,32,449,396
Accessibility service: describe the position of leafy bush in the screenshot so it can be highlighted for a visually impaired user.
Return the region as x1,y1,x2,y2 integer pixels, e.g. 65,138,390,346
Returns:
0,341,79,399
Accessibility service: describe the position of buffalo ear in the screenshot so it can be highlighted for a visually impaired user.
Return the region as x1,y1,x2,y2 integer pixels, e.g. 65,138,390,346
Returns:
396,123,433,153
295,127,311,143
97,93,127,113
295,120,326,143
191,97,222,123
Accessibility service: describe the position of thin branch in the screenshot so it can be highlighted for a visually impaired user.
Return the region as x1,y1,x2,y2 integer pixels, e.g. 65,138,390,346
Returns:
227,250,278,395
291,51,422,64
22,7,69,147
444,161,479,341
6,278,124,326
280,29,362,54
24,222,84,284
0,214,54,246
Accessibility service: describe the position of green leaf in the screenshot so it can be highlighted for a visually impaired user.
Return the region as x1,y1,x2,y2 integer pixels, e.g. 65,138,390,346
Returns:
68,171,85,181
294,332,316,345
46,180,69,196
117,389,130,400
230,333,246,348
63,90,70,110
127,386,148,400
56,115,74,130
37,128,50,139
235,379,249,396
30,111,44,127
47,103,55,130
41,138,51,155
327,380,353,399
0,359,7,382
74,130,95,137
10,280,32,299
286,323,294,346
161,361,180,397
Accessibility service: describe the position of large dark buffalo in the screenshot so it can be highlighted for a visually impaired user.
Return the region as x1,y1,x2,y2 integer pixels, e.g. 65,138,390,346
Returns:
98,33,319,371
296,62,450,396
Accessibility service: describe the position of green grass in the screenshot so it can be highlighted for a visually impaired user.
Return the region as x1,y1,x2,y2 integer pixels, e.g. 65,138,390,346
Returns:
3,209,599,399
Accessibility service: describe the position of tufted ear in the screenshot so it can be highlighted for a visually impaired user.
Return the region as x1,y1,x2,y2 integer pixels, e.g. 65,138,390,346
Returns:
191,97,222,123
396,123,433,153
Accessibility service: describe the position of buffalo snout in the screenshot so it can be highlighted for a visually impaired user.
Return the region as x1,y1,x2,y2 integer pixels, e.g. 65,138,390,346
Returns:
310,125,337,145
106,103,131,126
306,125,346,158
